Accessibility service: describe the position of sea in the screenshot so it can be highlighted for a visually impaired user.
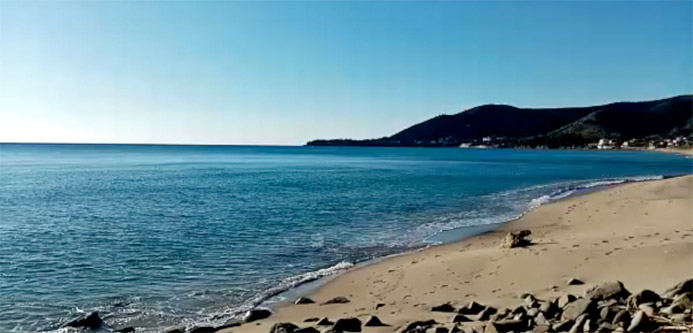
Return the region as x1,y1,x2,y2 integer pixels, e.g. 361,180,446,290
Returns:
1,144,691,332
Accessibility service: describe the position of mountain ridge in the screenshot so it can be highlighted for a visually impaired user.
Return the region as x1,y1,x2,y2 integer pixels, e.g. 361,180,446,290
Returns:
307,95,693,148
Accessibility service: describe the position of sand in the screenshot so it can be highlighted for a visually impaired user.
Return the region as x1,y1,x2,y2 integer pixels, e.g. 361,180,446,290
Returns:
224,175,693,332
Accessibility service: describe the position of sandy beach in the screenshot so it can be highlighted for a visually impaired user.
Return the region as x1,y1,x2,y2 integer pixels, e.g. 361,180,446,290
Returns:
224,175,693,332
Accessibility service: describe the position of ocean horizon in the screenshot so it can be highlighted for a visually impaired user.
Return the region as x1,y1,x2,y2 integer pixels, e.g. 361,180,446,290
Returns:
1,144,691,332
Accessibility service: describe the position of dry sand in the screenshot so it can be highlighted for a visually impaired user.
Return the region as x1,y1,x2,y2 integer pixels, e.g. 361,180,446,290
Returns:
225,175,693,332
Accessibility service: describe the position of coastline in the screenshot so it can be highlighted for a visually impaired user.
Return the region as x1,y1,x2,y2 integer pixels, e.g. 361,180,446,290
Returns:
223,175,693,332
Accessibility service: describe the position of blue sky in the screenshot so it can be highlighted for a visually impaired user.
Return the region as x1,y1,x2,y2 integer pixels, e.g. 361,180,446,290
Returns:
0,1,691,145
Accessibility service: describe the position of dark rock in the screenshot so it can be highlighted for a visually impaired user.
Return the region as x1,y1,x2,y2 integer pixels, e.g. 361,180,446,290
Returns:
115,328,136,333
316,317,333,326
332,317,361,332
165,329,185,333
321,297,350,305
62,312,103,329
626,290,661,310
364,315,387,327
561,298,595,321
457,301,485,315
484,319,527,333
611,309,630,326
557,294,577,308
538,301,557,317
500,230,532,248
294,297,315,305
401,320,437,332
214,321,241,331
431,328,448,333
451,314,470,323
188,327,216,333
585,281,630,301
294,328,320,333
269,322,299,333
304,318,319,322
375,303,385,310
243,308,272,322
431,303,456,312
664,278,693,298
449,326,463,333
568,278,584,285
470,306,496,321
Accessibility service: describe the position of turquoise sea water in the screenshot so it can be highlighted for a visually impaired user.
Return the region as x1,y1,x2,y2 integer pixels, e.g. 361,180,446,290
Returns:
0,144,691,332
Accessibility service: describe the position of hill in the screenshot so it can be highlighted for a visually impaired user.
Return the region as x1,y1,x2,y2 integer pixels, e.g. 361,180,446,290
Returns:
307,95,693,148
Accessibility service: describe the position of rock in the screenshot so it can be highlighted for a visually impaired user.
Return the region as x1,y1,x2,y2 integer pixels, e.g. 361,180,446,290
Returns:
562,298,595,321
538,301,557,317
449,326,463,333
215,321,241,330
670,313,688,323
597,322,617,332
332,317,361,332
626,310,648,332
500,230,532,248
534,312,549,325
316,318,333,326
269,323,299,333
165,329,185,333
626,290,661,310
599,306,614,322
295,297,315,305
305,318,319,322
611,309,630,326
431,303,456,312
115,328,136,333
483,319,527,333
401,320,437,332
552,320,574,332
375,303,385,310
664,279,693,298
585,281,630,301
527,308,540,317
533,324,552,333
62,312,103,329
673,292,693,309
321,297,350,305
638,303,655,316
294,328,320,333
457,301,485,315
568,278,584,285
582,318,597,332
557,294,577,308
430,327,448,333
243,308,272,322
451,314,470,323
470,307,496,321
188,327,216,333
568,314,587,333
364,315,387,327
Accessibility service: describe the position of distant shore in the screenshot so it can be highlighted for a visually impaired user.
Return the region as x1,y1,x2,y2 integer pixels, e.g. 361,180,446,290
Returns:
223,175,693,333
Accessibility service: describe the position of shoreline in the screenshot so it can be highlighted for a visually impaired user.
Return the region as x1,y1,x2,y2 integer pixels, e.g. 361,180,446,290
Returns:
222,174,693,333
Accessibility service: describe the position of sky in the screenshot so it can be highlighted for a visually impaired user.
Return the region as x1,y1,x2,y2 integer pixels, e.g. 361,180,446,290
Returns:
0,1,691,145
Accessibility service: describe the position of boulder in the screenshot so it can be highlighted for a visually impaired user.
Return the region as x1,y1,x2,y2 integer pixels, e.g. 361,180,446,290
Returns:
294,297,315,305
316,318,333,326
552,320,574,332
638,303,655,316
115,328,136,333
626,290,661,310
431,303,456,312
568,278,584,285
626,310,650,332
557,294,577,308
568,314,587,333
214,321,241,331
534,312,549,325
500,230,532,248
538,301,557,317
62,312,103,329
470,307,496,321
430,327,448,333
561,299,595,321
243,308,272,322
332,317,362,332
457,301,485,315
364,315,387,327
401,320,437,332
484,319,527,333
269,322,299,333
321,297,350,305
585,281,630,301
294,328,320,333
451,314,470,323
664,279,693,298
532,324,552,333
304,318,319,322
611,309,630,326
